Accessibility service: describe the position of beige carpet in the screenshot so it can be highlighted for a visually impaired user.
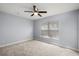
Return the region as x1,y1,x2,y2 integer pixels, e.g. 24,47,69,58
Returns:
0,40,79,56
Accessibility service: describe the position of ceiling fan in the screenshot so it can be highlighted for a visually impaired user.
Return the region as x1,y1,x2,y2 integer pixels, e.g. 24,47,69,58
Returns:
24,5,47,17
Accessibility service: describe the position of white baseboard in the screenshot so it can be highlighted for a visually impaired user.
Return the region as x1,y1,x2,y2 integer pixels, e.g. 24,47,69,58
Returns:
0,37,33,48
52,42,79,51
35,39,79,52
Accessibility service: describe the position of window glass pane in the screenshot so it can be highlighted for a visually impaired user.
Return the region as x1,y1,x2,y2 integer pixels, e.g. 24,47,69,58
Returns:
41,30,48,36
41,23,48,30
49,21,59,30
40,22,49,38
48,21,59,39
49,30,59,37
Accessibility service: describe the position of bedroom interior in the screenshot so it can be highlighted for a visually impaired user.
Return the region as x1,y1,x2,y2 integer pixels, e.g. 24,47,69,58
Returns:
0,3,79,56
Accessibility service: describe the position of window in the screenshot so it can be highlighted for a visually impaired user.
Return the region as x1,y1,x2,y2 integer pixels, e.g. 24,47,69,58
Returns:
40,21,59,40
40,22,49,38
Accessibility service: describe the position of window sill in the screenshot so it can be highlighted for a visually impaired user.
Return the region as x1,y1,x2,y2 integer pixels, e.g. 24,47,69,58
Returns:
40,36,59,40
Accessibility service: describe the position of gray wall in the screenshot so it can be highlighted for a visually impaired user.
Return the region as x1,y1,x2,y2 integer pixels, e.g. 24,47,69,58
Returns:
77,10,79,49
34,10,78,49
0,12,33,46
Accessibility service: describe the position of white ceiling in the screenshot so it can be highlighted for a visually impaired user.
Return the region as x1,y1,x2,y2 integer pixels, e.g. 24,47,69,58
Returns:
0,3,79,20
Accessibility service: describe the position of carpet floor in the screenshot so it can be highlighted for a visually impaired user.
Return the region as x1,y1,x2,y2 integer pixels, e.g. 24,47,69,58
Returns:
0,40,79,56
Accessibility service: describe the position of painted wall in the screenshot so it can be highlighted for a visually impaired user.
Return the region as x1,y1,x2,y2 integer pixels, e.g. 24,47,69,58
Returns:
34,10,78,49
77,10,79,49
0,12,33,47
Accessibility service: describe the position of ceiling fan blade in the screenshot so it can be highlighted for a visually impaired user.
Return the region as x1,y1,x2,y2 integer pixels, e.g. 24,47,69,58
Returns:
24,11,32,12
31,14,34,16
38,14,42,17
39,11,47,13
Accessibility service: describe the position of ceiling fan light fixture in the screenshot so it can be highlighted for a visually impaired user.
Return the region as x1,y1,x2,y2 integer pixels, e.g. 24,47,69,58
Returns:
34,12,38,15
